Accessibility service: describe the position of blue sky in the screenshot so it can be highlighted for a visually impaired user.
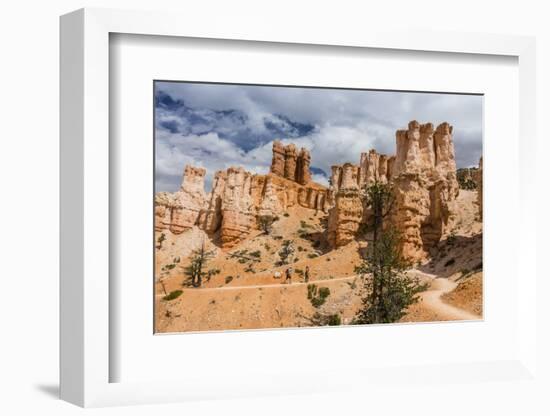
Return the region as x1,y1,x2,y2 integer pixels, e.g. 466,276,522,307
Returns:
155,82,483,193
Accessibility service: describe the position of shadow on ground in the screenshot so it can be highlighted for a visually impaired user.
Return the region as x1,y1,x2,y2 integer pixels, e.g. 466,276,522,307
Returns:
34,383,59,399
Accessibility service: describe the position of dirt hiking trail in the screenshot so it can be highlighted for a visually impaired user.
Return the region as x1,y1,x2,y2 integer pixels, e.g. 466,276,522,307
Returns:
412,271,481,321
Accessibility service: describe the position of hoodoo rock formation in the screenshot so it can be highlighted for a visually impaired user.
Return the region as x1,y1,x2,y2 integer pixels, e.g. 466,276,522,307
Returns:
270,140,312,185
330,150,393,193
327,163,363,248
327,120,460,261
155,141,328,248
156,121,468,259
389,121,459,260
154,166,207,234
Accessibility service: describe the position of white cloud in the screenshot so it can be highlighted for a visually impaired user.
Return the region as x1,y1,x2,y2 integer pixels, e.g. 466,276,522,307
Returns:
155,82,483,192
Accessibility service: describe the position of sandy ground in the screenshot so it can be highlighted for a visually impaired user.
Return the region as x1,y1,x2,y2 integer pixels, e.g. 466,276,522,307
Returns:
441,271,483,316
155,189,483,332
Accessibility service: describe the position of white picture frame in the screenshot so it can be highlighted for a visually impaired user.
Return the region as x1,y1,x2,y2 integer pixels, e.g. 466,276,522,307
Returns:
60,7,537,408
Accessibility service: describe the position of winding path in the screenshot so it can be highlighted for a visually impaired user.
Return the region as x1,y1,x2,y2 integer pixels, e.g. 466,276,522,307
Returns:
410,271,481,321
158,271,480,321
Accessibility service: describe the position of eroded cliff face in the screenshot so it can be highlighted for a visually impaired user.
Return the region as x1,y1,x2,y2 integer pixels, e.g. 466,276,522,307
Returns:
156,122,468,260
155,166,207,234
331,150,392,192
327,120,460,262
389,121,459,260
327,163,363,248
155,141,328,248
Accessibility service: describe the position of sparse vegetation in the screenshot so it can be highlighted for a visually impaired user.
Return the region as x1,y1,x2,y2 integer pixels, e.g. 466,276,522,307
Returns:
183,242,215,287
257,214,278,235
307,284,331,308
457,167,478,190
225,276,233,284
278,240,295,265
157,233,166,249
163,290,183,301
307,284,316,300
229,249,262,265
297,229,309,239
206,268,220,282
354,228,426,324
300,220,313,229
327,314,341,326
354,182,426,324
307,253,318,259
310,312,342,326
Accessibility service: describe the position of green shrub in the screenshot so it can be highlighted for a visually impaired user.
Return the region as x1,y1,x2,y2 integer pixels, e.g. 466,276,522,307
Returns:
283,212,290,217
308,285,330,308
327,314,341,326
311,297,326,308
225,276,233,284
298,229,309,239
163,290,182,301
307,253,318,259
307,284,317,300
300,220,313,229
250,250,262,258
318,287,330,299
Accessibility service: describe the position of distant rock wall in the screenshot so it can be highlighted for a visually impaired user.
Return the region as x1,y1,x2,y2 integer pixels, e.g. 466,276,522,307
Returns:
156,143,329,248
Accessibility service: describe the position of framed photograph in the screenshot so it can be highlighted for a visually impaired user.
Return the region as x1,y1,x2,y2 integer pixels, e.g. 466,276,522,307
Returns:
60,8,537,407
152,80,483,334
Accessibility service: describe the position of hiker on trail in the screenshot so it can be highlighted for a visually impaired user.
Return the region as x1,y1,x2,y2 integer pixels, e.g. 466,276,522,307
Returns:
285,267,292,284
304,266,310,283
